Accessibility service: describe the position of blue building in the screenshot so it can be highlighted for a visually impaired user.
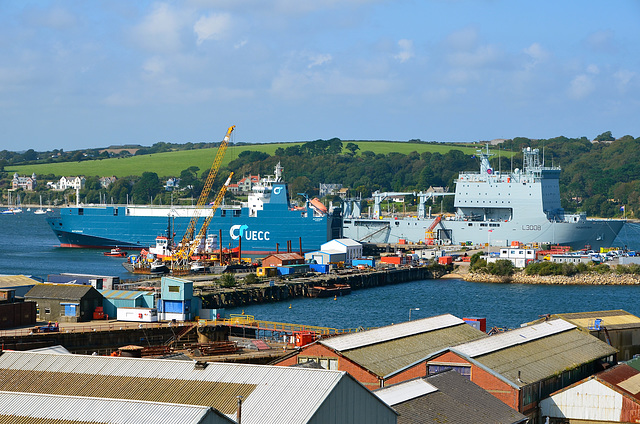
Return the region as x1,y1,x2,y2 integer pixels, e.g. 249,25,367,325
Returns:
158,276,194,321
99,289,155,320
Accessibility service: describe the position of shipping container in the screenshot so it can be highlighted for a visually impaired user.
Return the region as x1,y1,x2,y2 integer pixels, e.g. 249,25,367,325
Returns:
309,263,330,274
438,256,453,265
463,317,487,332
116,307,158,322
352,258,375,268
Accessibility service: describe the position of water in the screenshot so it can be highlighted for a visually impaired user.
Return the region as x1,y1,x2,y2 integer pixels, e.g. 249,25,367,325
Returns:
0,212,135,281
3,212,640,330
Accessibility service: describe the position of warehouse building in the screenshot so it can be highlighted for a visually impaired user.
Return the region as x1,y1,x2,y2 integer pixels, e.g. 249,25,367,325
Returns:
540,363,640,423
0,391,235,424
424,319,617,422
274,314,488,390
0,351,397,424
375,370,527,424
24,283,103,322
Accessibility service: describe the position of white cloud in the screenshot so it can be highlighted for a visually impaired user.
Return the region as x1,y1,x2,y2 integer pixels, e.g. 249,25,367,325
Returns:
394,39,414,63
270,69,391,100
194,13,232,45
447,44,501,68
308,53,332,68
587,64,600,75
524,43,549,63
614,69,636,93
585,30,616,54
132,3,185,53
568,74,595,99
234,39,248,49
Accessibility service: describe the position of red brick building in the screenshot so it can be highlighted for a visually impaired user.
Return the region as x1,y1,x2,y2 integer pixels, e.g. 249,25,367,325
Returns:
423,319,617,422
274,314,487,390
261,253,304,267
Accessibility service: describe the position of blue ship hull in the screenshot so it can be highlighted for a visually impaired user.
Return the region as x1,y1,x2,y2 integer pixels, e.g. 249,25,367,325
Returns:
48,201,341,254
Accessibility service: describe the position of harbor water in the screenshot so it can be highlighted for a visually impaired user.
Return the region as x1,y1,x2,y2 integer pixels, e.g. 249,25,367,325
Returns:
2,212,640,330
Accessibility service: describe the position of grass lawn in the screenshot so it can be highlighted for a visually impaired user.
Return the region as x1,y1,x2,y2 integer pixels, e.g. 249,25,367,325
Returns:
8,141,512,178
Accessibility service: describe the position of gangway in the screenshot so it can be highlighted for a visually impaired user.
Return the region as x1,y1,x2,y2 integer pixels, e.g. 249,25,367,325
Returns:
206,314,368,338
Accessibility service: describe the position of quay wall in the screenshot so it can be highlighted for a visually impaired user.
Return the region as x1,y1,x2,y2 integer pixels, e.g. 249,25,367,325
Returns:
200,266,448,309
463,272,640,285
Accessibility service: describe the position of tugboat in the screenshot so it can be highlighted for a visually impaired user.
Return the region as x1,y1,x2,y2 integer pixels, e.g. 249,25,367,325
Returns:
103,247,128,257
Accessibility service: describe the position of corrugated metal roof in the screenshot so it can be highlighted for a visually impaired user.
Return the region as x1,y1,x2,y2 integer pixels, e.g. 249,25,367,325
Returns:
374,371,528,424
0,351,366,424
375,378,438,406
100,290,153,300
528,309,640,328
456,319,576,358
0,391,234,424
322,314,466,351
0,275,40,287
24,283,96,300
342,323,488,378
617,373,640,395
459,327,618,387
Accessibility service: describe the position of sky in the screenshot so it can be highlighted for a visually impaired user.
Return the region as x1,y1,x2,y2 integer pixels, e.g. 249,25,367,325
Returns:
1,1,639,151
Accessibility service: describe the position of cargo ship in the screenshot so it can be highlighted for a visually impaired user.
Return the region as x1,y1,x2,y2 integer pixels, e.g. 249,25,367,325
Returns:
47,163,342,254
343,146,624,250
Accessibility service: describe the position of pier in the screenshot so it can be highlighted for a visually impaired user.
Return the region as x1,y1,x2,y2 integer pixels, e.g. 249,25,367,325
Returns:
197,264,450,309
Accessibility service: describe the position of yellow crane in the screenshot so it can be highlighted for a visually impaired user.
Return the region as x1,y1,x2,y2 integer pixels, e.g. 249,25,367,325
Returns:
172,172,234,273
177,125,234,248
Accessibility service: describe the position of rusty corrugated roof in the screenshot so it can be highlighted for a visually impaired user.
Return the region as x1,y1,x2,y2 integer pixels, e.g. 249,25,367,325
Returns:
0,351,365,423
455,322,618,388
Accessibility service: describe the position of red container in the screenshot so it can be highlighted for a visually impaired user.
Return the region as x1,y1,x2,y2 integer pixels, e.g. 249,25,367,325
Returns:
438,256,453,265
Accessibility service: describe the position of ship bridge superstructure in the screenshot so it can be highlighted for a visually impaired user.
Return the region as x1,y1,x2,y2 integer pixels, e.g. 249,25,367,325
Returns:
454,146,569,224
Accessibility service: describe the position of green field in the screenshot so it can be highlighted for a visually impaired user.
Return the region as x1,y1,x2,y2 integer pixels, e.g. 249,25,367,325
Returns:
8,141,505,178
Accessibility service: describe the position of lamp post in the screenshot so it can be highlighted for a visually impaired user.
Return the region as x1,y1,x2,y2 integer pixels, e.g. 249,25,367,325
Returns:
409,308,420,321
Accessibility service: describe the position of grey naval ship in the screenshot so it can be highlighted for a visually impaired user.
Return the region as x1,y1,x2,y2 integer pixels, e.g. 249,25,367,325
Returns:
342,146,624,250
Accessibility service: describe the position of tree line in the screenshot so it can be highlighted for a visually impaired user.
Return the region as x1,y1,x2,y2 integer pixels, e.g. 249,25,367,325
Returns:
2,132,639,218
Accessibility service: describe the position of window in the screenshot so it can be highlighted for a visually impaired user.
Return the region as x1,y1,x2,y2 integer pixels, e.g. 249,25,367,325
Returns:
78,208,83,216
168,286,180,293
298,356,338,370
113,208,118,216
428,363,471,379
45,308,51,314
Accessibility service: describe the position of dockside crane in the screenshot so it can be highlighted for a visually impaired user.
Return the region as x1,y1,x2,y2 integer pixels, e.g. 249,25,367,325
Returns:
177,125,234,248
169,125,234,272
172,172,234,273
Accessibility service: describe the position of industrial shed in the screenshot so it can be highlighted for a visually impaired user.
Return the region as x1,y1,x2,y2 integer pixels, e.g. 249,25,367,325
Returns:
261,252,305,267
0,351,397,424
274,314,488,390
424,319,618,422
0,275,40,297
0,391,235,424
540,363,640,423
375,370,527,424
528,309,640,361
24,283,103,322
320,238,362,263
99,289,155,319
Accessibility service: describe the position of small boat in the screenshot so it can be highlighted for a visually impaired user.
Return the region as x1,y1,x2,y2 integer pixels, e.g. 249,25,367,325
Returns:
34,195,47,215
190,261,207,273
308,283,351,298
150,260,170,274
103,247,128,257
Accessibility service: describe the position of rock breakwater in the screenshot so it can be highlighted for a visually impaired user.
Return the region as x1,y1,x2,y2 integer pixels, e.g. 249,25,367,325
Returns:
463,272,640,285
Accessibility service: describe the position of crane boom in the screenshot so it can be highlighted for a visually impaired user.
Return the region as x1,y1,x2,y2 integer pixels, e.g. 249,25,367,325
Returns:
178,125,234,247
172,172,234,270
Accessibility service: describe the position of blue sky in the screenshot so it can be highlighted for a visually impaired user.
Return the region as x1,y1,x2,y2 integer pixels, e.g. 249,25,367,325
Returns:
1,0,639,151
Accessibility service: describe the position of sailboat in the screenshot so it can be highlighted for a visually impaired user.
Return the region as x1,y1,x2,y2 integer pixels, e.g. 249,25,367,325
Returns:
2,191,23,214
34,195,47,215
